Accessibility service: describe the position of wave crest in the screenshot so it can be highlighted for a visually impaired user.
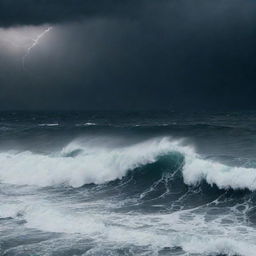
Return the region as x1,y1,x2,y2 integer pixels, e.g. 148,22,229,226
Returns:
0,137,256,191
0,138,184,187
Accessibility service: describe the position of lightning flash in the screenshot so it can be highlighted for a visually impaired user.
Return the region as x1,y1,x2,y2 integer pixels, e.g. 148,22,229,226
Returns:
22,27,52,69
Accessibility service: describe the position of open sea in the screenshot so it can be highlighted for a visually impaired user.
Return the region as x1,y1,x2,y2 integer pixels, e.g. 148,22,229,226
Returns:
1,111,256,256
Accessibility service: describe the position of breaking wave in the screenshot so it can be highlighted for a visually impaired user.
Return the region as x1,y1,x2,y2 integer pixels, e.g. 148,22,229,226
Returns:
0,137,256,191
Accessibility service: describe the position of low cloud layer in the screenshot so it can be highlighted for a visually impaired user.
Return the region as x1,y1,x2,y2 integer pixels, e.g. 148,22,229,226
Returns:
0,0,146,27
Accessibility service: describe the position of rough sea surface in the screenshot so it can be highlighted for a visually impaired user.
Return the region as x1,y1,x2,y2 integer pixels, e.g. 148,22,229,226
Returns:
1,111,256,256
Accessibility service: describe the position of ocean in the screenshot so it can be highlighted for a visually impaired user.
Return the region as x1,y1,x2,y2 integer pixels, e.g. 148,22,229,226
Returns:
0,111,256,256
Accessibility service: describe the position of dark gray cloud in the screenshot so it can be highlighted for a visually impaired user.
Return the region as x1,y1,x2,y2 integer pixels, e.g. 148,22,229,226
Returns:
0,0,145,27
1,0,256,110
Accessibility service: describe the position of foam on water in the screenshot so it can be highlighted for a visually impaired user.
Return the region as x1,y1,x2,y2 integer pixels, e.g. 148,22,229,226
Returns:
184,155,256,190
1,192,256,256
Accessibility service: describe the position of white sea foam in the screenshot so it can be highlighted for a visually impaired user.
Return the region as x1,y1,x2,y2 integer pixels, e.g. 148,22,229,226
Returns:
0,202,22,219
1,194,256,256
183,154,256,190
182,238,256,256
0,137,256,191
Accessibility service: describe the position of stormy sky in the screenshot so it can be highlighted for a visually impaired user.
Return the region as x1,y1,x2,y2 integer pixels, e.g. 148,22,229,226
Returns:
0,0,256,111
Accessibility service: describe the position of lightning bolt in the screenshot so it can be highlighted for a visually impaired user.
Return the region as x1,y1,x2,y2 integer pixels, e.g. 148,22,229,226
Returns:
22,27,52,70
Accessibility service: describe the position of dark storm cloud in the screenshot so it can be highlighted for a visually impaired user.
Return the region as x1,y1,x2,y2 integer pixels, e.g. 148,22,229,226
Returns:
0,0,146,27
1,0,256,110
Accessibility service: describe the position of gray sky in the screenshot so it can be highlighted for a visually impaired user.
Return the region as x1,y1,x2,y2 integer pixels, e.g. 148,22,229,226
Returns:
0,0,256,110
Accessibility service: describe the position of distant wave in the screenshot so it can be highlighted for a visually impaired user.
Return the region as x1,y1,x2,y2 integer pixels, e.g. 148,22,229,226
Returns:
0,126,12,131
0,137,256,190
38,123,59,127
75,122,97,127
83,122,97,126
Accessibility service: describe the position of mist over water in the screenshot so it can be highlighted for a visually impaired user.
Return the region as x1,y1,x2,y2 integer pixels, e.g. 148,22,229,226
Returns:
1,111,256,256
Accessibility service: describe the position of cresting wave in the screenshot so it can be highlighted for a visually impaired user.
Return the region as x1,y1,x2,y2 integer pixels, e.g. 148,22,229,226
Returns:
0,137,256,190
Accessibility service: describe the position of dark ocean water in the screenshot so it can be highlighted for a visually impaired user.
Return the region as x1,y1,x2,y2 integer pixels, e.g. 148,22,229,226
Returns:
1,111,256,256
